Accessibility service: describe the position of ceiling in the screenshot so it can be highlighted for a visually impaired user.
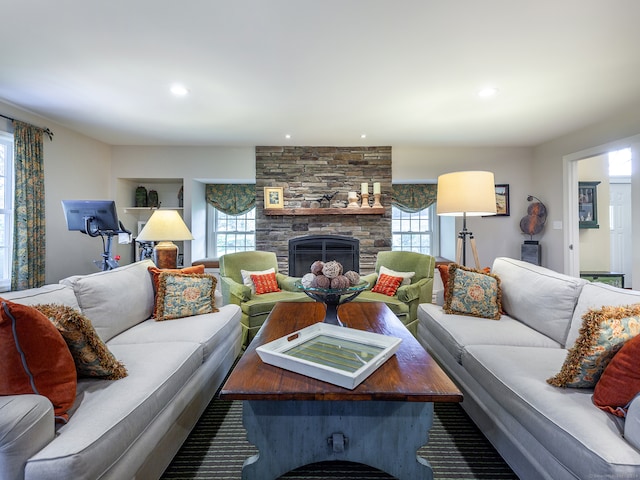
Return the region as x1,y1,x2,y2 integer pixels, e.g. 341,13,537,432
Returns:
2,1,640,147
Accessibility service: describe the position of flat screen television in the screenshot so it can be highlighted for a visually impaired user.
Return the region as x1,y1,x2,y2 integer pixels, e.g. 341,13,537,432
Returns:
62,200,120,234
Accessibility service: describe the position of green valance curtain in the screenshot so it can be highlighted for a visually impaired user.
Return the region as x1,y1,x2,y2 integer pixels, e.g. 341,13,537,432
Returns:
392,184,438,213
12,120,46,290
205,184,256,215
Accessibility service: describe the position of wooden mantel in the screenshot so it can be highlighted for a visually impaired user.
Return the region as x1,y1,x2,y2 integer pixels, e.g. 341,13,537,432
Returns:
263,207,385,216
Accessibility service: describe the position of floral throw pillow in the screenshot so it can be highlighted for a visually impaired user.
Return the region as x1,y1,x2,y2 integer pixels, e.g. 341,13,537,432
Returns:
371,273,403,296
443,264,502,320
155,272,219,321
251,272,281,294
34,303,127,380
547,303,640,388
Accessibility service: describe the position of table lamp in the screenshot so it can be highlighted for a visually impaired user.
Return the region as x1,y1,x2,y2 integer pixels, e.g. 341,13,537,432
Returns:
436,171,496,268
136,210,194,268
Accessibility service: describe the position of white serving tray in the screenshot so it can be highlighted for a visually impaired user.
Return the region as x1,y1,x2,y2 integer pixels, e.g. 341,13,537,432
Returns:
256,323,402,389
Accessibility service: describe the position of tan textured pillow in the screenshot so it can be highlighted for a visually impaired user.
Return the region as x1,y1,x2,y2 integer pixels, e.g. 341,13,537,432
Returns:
35,303,127,380
547,304,640,388
155,272,218,321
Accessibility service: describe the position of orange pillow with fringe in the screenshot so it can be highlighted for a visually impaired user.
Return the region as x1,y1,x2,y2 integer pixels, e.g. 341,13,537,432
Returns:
372,273,403,296
251,272,281,294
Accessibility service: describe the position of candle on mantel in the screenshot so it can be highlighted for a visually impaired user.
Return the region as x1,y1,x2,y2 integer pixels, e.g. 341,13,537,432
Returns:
361,183,368,195
373,182,381,194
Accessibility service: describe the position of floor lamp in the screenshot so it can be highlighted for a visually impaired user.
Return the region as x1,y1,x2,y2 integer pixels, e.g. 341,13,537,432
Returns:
136,210,194,268
436,171,497,268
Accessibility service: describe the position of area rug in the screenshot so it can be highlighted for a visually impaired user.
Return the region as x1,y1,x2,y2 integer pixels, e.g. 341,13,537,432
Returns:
161,398,517,479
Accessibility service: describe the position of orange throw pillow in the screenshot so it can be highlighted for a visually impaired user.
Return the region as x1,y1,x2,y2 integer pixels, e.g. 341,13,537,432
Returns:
251,272,281,294
0,300,77,423
148,265,205,317
593,334,640,417
372,273,403,296
148,264,205,292
437,265,451,302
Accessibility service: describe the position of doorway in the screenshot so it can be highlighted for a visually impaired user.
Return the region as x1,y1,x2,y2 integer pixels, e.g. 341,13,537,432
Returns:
564,136,639,289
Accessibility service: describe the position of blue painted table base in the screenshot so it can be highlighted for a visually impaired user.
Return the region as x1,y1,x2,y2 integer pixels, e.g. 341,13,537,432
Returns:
241,399,434,480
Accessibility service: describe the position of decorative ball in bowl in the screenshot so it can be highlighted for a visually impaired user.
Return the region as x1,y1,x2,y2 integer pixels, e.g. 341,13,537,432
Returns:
296,260,367,326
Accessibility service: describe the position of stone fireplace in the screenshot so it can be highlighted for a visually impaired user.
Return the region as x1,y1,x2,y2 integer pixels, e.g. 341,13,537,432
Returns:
255,146,392,275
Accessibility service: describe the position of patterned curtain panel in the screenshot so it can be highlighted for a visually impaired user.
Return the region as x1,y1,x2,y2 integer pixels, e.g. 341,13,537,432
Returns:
12,121,46,290
205,184,256,215
392,184,438,213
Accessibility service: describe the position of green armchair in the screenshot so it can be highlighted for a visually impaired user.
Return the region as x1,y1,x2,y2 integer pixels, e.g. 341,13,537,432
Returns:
219,251,313,347
356,251,435,335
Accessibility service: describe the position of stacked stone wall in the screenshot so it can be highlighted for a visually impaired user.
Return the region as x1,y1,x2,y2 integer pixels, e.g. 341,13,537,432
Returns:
255,146,392,274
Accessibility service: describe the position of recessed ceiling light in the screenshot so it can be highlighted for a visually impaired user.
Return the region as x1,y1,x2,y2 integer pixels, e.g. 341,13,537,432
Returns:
285,134,292,139
360,134,367,139
170,84,189,96
478,87,498,98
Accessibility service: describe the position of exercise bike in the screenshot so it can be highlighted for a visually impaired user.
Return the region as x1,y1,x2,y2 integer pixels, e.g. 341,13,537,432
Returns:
83,217,131,271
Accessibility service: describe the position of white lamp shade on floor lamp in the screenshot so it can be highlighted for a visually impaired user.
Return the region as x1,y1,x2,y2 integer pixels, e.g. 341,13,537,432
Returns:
436,171,497,267
136,210,194,268
436,171,497,217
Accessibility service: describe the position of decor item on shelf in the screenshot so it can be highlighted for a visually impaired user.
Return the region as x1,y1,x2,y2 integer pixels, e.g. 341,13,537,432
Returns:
135,186,148,207
520,195,547,265
360,182,371,209
178,186,183,208
148,190,160,208
264,187,284,209
347,191,359,209
136,210,194,268
436,171,497,268
316,191,338,208
372,182,383,208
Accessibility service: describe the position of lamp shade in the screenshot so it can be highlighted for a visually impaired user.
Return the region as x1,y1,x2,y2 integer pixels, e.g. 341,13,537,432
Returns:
436,171,497,217
136,210,194,242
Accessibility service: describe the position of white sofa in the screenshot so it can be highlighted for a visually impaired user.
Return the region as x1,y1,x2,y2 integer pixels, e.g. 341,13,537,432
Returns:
0,259,242,480
418,257,640,480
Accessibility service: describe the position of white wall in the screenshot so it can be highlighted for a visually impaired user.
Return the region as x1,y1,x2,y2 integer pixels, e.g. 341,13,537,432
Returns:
533,98,640,280
0,102,111,283
392,146,534,268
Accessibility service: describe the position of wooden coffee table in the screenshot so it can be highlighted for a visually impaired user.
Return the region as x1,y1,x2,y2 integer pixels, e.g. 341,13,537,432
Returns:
220,301,462,480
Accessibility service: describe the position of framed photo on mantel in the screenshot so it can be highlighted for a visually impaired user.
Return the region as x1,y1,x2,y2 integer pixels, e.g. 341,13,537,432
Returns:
264,187,284,209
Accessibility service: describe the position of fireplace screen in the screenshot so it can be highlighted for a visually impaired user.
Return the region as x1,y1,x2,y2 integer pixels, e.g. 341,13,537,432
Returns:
288,235,359,276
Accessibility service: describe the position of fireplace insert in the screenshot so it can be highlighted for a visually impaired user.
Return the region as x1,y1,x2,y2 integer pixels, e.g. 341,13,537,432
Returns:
289,235,360,277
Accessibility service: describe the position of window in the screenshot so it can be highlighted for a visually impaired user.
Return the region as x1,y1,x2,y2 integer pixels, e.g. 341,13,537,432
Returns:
609,147,632,177
206,204,255,257
391,204,438,255
0,132,13,291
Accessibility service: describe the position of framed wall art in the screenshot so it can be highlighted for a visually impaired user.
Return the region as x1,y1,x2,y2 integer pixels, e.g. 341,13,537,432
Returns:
494,184,510,216
264,187,284,209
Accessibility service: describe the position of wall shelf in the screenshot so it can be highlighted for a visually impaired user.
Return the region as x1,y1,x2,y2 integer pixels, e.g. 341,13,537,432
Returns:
123,207,183,213
264,207,385,216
